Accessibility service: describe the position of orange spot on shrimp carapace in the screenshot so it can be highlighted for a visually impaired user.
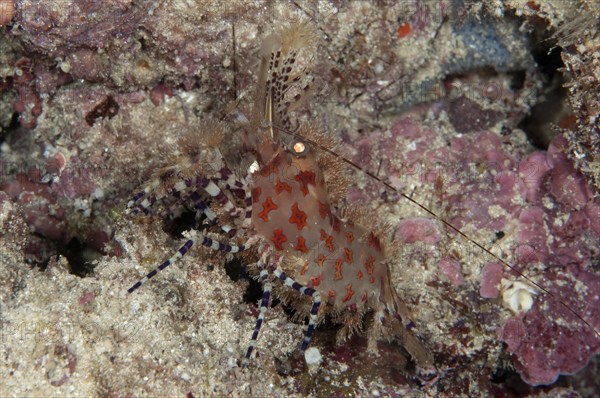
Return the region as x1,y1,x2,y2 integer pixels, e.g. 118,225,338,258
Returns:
315,254,327,268
320,229,327,241
310,275,322,287
294,170,316,196
345,231,354,244
300,261,309,275
342,284,355,303
295,236,308,253
271,228,288,250
275,178,292,194
343,248,353,263
357,270,363,280
319,229,335,252
289,202,308,230
258,196,278,222
325,236,334,252
334,259,344,280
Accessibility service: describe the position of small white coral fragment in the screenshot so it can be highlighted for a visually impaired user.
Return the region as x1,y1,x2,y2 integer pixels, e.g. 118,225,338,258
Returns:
305,347,322,375
500,279,538,314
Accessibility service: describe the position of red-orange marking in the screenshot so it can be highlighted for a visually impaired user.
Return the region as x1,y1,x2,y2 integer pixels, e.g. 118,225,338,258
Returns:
300,261,309,276
252,187,261,204
319,229,334,252
315,254,327,268
362,291,368,302
275,178,292,194
295,236,308,253
357,270,363,280
364,255,375,275
345,231,354,244
310,275,322,287
344,248,353,264
342,284,355,303
367,232,382,251
397,22,411,38
334,259,344,281
325,236,334,252
328,290,336,298
289,202,307,230
271,228,287,250
258,196,278,222
320,229,327,241
294,170,316,196
369,276,375,284
318,201,331,220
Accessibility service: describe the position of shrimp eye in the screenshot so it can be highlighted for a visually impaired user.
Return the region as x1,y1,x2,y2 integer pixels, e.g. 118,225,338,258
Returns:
290,140,308,157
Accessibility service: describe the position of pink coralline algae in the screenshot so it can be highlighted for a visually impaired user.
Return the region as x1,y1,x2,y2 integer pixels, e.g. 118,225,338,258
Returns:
498,264,600,386
494,136,600,386
344,109,600,386
396,217,441,245
437,257,464,287
479,261,505,299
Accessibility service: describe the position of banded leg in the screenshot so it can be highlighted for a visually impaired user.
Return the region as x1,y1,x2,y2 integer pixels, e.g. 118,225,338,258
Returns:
127,179,160,215
243,260,271,366
127,238,195,293
128,178,191,216
210,167,253,229
189,191,237,238
273,268,321,350
198,176,241,217
127,231,245,294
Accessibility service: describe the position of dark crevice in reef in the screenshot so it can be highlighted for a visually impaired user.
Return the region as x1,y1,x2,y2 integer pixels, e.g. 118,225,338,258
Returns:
519,39,570,150
162,209,198,239
223,258,265,305
1,112,20,144
57,238,99,277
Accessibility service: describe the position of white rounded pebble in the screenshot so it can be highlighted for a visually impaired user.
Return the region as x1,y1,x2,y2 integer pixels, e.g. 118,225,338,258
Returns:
305,347,322,375
305,347,322,365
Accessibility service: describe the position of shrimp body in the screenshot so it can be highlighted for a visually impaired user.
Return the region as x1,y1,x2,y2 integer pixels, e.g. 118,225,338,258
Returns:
126,23,437,384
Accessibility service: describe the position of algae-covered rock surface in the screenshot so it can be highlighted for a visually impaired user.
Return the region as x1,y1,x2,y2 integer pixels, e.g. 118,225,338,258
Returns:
1,1,599,397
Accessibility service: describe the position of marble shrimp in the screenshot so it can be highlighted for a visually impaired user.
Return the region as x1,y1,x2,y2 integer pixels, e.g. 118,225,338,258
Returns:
125,24,437,383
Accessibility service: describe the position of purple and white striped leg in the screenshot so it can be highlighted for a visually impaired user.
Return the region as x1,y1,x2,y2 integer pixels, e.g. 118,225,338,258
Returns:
242,261,272,366
128,178,191,216
127,238,195,293
241,187,253,229
274,268,321,350
127,231,246,294
127,179,160,214
198,176,240,217
189,191,238,238
210,167,253,228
